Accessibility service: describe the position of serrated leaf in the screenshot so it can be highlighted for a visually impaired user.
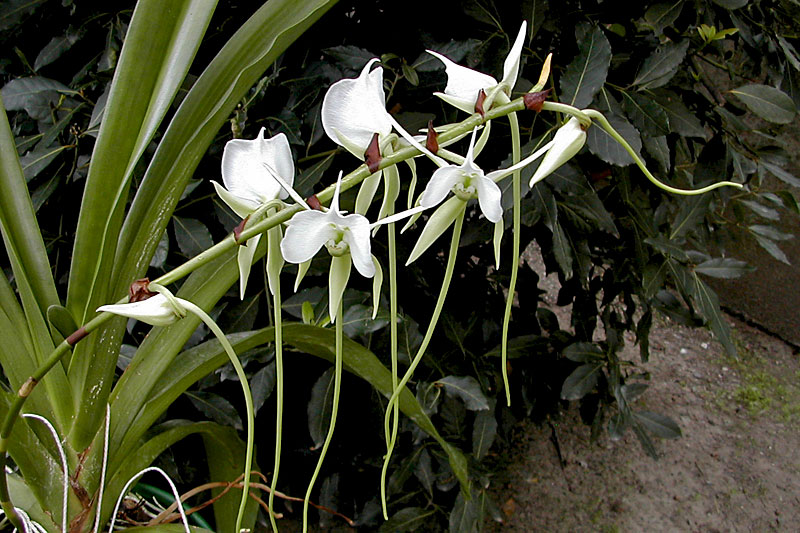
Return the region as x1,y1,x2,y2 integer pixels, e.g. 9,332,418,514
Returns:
643,1,684,35
749,224,793,241
552,221,573,280
414,39,482,72
250,362,276,414
563,342,604,362
560,192,619,236
0,76,73,119
294,152,334,197
694,257,753,279
752,234,790,264
586,113,642,166
632,40,689,89
186,391,243,431
652,92,707,138
413,448,434,494
644,237,688,261
729,84,797,124
449,489,481,533
621,92,669,136
324,45,374,71
34,30,82,71
173,216,213,259
712,0,748,8
149,230,169,269
643,135,671,173
19,143,67,182
307,368,335,449
560,24,612,108
0,0,46,32
472,409,497,460
760,160,800,188
737,199,780,220
437,376,489,411
633,410,682,438
380,507,436,533
669,193,711,240
692,275,736,356
561,363,603,400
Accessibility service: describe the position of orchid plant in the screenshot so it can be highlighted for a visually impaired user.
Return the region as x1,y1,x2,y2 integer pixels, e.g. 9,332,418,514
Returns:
0,6,752,533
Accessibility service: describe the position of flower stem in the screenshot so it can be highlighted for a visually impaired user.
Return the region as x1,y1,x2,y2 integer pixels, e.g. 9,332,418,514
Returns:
583,109,744,195
178,300,254,533
500,108,522,406
380,221,400,519
380,207,465,493
303,299,343,533
268,281,284,533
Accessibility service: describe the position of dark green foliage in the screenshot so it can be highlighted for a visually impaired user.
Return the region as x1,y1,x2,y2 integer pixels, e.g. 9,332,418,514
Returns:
2,0,799,531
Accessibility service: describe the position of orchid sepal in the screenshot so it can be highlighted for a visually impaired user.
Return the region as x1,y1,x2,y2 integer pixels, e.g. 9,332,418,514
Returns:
528,117,587,187
97,293,185,327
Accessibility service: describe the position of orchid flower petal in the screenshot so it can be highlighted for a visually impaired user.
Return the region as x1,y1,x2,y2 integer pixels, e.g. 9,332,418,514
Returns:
212,181,260,219
528,117,587,187
322,59,393,157
475,175,503,223
427,50,497,112
97,294,182,327
501,22,527,91
420,166,466,208
341,214,375,277
280,210,337,264
221,129,292,202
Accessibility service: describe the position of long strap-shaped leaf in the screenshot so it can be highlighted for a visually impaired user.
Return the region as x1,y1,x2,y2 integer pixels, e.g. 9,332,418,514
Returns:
66,0,218,324
0,101,69,426
65,0,218,450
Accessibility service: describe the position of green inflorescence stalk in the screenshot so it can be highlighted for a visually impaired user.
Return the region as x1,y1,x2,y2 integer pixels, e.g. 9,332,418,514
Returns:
303,299,343,533
268,281,284,533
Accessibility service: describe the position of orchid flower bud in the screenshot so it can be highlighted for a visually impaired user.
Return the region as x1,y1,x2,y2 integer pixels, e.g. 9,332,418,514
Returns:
528,117,588,187
97,293,186,327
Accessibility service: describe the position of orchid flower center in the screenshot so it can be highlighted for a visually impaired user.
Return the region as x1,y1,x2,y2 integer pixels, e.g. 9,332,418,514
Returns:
452,171,479,201
324,223,350,257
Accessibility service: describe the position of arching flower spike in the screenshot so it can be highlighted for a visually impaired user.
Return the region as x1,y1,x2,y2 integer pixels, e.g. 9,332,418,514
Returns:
420,127,503,223
427,21,527,113
211,129,295,299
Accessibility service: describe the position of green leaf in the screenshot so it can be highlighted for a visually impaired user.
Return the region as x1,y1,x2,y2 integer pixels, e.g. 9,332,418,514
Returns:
173,216,214,259
379,507,436,533
563,342,604,363
643,1,684,35
633,410,682,438
34,30,82,71
324,45,374,70
669,193,711,240
737,199,780,220
643,135,671,173
437,376,489,411
760,160,800,188
586,112,642,166
691,274,736,356
0,76,73,119
186,391,243,431
621,91,669,137
294,152,334,197
414,448,434,494
552,221,574,279
729,84,797,124
449,488,481,533
632,40,689,89
560,363,603,400
652,91,707,138
560,24,612,108
694,257,753,279
712,0,748,8
19,143,68,182
751,233,790,264
749,224,793,241
0,0,46,31
472,408,497,460
307,368,335,450
250,362,276,413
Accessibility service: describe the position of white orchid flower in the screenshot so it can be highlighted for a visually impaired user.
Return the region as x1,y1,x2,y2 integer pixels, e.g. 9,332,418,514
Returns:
419,127,503,223
322,58,445,163
281,173,375,278
427,21,527,114
97,294,186,327
528,117,587,187
211,129,295,299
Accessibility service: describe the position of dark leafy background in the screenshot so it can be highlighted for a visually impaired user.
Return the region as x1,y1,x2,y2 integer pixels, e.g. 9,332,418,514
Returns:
1,0,799,530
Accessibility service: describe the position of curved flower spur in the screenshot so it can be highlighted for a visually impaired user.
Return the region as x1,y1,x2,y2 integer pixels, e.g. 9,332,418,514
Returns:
211,128,294,298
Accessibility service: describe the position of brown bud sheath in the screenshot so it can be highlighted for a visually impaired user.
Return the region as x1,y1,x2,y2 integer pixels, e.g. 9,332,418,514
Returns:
523,89,552,112
66,327,88,346
426,120,439,154
19,377,38,398
307,195,323,211
364,132,382,174
129,278,155,303
474,89,487,117
233,215,250,245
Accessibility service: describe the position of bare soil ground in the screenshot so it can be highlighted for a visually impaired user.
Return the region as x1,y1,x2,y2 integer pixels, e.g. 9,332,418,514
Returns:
486,309,800,533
